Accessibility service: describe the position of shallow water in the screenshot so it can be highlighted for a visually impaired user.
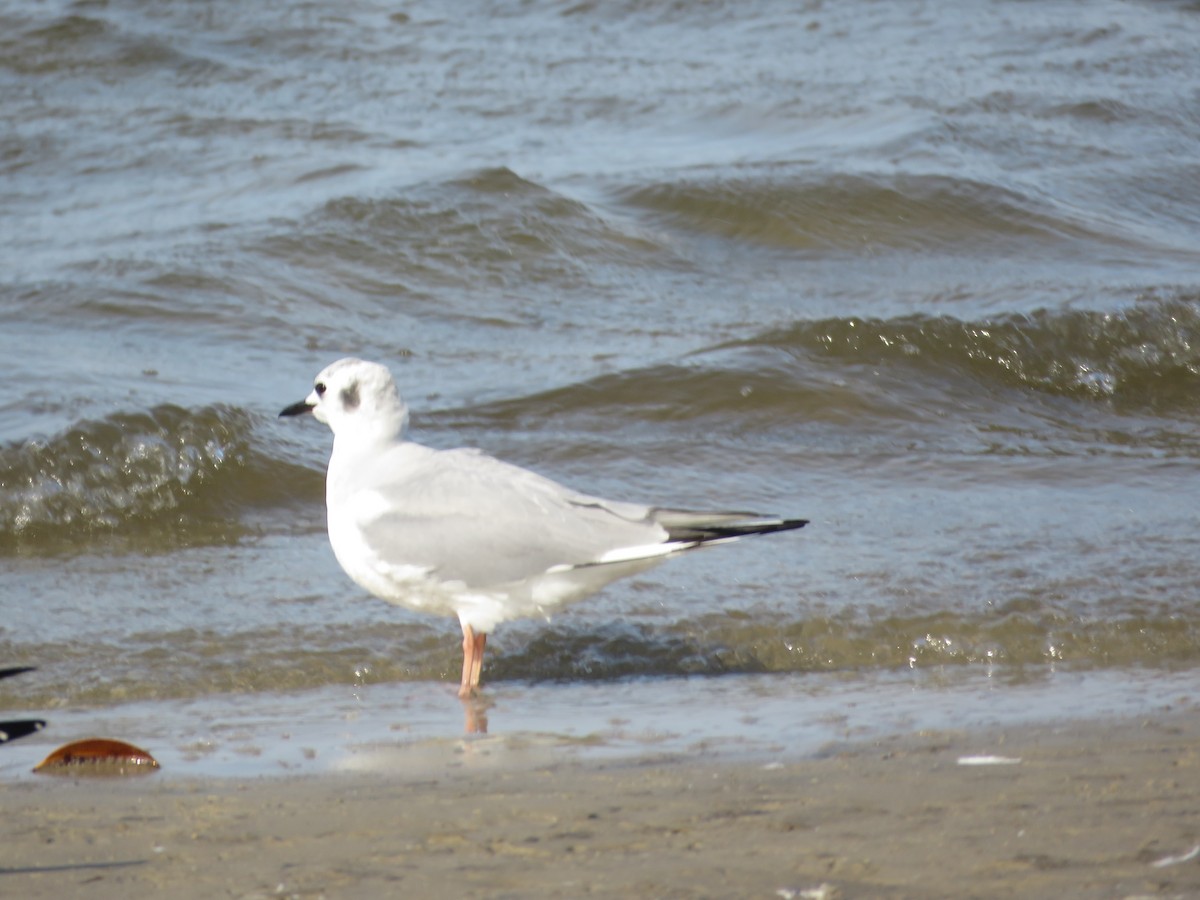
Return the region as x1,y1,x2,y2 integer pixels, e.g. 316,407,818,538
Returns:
2,0,1199,763
4,668,1197,780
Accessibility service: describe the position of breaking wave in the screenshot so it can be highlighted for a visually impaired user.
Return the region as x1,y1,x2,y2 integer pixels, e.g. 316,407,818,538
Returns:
0,404,315,551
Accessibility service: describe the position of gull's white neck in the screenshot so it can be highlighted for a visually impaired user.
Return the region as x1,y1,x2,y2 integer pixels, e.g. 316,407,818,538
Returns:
327,423,402,488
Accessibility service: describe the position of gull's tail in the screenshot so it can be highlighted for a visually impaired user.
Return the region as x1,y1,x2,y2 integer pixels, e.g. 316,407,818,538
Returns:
556,508,808,572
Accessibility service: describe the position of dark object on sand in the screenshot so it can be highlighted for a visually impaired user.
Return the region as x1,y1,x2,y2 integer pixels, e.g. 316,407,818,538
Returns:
0,667,46,746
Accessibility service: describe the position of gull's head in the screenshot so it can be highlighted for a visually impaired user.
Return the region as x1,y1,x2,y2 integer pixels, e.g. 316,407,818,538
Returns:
279,358,408,442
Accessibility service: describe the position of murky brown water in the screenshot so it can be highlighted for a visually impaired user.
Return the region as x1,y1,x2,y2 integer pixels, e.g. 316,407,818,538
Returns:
2,0,1198,762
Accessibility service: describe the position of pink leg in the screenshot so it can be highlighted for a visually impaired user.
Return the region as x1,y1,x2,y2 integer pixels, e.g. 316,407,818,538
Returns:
458,623,488,699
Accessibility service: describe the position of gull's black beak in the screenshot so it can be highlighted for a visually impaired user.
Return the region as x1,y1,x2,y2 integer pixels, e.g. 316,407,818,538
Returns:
279,400,315,418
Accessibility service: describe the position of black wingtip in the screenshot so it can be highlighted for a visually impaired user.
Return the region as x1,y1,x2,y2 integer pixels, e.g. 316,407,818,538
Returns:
746,518,809,537
0,669,46,747
0,720,46,745
679,517,809,542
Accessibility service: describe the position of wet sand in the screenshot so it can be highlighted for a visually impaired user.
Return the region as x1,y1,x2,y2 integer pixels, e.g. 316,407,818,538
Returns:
2,712,1198,899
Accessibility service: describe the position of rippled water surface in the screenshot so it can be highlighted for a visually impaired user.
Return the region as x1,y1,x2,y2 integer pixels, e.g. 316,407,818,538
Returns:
2,0,1199,761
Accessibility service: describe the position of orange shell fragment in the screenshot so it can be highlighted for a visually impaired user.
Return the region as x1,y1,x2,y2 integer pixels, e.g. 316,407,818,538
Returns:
33,738,160,776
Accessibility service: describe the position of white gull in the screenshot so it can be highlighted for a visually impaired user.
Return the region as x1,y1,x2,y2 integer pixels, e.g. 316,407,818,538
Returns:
281,358,807,698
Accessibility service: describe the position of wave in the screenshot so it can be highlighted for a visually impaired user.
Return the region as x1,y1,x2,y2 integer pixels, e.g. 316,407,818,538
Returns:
448,296,1200,437
2,606,1194,708
745,294,1200,410
5,298,1193,553
615,170,1110,255
490,605,1200,683
0,405,316,553
5,13,223,80
258,167,670,301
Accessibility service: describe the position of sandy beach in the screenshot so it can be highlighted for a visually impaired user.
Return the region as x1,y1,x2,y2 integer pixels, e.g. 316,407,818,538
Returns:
2,709,1198,900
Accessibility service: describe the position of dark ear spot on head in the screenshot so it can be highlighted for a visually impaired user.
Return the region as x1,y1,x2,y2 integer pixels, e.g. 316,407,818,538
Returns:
340,384,360,411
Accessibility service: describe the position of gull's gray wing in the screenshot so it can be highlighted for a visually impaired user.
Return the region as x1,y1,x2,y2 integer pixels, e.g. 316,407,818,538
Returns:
352,447,669,589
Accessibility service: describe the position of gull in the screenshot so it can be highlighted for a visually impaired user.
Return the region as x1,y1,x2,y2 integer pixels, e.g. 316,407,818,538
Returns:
281,358,807,699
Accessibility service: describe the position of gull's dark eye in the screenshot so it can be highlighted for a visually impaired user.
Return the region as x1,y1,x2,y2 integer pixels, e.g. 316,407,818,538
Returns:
314,382,327,397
